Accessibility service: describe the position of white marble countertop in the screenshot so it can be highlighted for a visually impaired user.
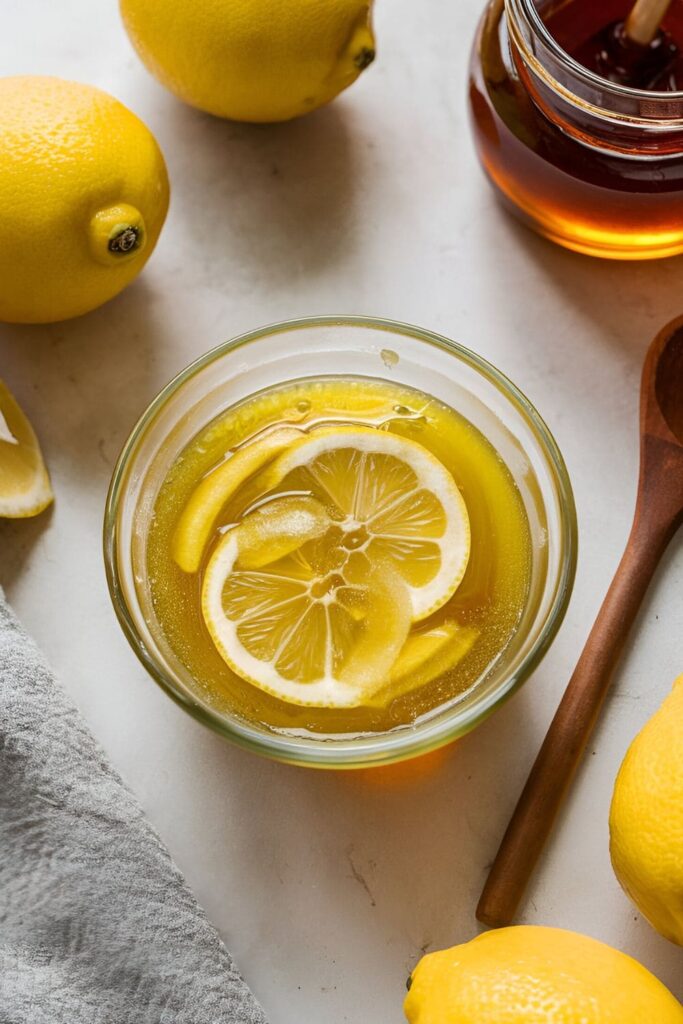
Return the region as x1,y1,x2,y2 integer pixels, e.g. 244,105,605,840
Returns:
2,1,683,1020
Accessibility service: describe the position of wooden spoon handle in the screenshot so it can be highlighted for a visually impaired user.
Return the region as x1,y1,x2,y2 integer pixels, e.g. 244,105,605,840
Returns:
477,512,674,929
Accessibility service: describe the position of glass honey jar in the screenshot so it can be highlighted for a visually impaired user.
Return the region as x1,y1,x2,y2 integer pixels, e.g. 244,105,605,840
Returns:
469,0,683,259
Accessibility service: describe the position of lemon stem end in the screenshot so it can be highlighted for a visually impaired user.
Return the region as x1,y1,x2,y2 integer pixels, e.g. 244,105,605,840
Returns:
108,225,142,255
354,46,375,70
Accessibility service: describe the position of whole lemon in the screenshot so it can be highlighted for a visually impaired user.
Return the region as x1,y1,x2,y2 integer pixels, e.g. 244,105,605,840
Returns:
119,0,375,123
0,76,169,324
405,926,683,1023
610,675,683,945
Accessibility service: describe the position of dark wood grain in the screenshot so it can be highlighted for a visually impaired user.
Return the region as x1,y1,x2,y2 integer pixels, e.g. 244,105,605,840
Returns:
477,315,683,930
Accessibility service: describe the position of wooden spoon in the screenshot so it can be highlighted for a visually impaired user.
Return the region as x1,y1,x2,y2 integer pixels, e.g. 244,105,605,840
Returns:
477,315,683,929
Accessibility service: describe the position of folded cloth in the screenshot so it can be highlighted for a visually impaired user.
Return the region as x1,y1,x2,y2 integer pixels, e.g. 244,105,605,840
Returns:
0,590,268,1024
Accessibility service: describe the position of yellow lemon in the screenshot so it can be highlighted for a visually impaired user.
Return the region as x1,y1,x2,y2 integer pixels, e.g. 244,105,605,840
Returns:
0,379,52,518
610,675,683,946
405,926,683,1023
0,76,169,324
120,0,375,123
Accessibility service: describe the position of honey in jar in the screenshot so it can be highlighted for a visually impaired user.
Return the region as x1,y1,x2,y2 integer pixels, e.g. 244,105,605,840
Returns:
469,0,683,259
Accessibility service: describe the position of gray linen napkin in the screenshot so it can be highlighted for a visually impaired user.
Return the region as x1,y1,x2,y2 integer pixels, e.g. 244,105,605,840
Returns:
0,589,268,1024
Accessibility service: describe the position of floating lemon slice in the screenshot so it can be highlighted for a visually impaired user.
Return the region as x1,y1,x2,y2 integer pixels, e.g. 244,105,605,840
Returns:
202,501,412,707
368,621,480,709
0,379,53,519
234,494,332,570
172,426,303,572
259,426,471,621
200,427,471,708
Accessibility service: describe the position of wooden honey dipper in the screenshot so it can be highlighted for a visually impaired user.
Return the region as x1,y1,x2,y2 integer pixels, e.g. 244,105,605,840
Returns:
626,0,674,46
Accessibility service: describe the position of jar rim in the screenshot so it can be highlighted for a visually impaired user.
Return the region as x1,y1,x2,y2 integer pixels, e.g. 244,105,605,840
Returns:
509,0,683,124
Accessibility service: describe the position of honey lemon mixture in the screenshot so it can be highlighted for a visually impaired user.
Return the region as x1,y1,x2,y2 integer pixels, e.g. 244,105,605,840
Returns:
145,377,532,735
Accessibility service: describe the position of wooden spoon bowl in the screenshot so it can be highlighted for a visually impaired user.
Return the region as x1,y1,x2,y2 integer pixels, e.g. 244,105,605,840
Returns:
655,325,683,442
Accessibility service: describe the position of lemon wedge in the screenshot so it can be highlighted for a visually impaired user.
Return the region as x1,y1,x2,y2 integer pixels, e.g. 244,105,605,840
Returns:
172,426,304,572
199,427,471,708
0,379,53,518
259,426,471,621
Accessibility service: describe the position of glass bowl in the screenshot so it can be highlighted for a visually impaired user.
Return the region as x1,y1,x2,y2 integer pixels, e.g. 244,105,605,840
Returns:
104,316,577,768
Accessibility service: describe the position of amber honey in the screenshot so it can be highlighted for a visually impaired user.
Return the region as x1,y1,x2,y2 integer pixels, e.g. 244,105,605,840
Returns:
469,0,683,259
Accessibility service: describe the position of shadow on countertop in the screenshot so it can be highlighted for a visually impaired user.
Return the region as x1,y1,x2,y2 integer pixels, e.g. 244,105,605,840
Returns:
482,206,683,365
154,99,362,292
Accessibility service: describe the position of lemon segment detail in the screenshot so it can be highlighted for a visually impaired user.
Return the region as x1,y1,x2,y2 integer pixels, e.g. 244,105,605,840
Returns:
261,426,471,620
202,529,411,707
235,495,332,571
0,380,53,519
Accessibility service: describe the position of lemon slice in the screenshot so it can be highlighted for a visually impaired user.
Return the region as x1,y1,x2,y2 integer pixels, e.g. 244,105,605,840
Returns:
172,426,304,573
0,380,53,518
200,426,471,708
368,621,479,709
202,504,412,707
234,494,332,570
260,426,470,621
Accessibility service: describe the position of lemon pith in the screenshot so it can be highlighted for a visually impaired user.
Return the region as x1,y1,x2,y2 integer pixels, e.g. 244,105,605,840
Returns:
0,380,53,519
120,0,375,123
405,927,683,1023
610,675,683,946
0,76,169,324
195,426,471,708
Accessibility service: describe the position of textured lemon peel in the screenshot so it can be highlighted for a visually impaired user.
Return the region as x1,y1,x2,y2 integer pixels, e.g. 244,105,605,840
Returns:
404,926,683,1023
610,675,683,946
120,0,376,123
0,77,168,324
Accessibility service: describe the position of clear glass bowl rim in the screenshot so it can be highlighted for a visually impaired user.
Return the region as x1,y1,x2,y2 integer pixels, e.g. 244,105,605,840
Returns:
103,315,578,769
